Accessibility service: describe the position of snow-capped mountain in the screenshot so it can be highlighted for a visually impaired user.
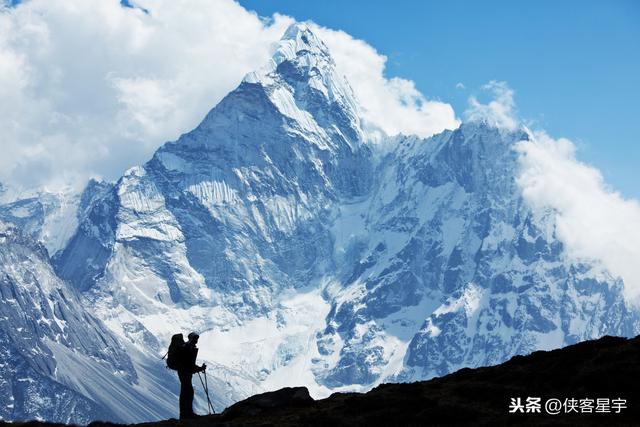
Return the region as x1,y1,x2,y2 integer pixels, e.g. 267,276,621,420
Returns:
55,24,371,350
2,23,638,421
0,221,180,423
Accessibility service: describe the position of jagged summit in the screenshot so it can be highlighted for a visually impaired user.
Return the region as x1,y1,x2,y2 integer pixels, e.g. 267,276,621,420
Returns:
241,23,362,143
281,23,330,51
245,23,333,82
244,23,334,85
176,23,364,156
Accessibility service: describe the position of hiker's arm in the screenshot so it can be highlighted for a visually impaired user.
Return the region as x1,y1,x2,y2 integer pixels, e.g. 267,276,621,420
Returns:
191,357,206,372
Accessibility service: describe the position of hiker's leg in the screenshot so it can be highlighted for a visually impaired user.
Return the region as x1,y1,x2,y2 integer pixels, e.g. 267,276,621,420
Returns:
178,371,194,418
186,373,194,415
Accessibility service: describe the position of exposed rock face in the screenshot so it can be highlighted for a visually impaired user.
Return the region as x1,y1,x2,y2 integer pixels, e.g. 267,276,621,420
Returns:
221,387,313,419
320,123,638,386
0,191,80,257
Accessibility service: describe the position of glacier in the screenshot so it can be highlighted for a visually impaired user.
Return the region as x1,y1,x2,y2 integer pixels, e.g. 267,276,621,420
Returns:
0,23,638,422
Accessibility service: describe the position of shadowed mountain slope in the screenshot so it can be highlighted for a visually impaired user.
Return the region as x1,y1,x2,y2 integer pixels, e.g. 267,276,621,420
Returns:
4,334,639,426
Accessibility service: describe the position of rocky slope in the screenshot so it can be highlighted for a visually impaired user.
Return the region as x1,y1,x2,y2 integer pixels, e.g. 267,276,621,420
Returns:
0,191,80,257
4,334,640,426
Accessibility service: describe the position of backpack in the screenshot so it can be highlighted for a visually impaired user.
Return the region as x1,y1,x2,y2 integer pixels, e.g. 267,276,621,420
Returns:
164,333,185,370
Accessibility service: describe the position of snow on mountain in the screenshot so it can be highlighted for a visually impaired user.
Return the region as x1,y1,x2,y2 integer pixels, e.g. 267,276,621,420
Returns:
3,22,638,422
314,122,638,388
0,221,179,423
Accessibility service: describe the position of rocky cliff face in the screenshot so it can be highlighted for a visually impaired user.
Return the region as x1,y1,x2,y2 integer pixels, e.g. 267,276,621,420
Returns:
2,23,638,421
317,123,637,388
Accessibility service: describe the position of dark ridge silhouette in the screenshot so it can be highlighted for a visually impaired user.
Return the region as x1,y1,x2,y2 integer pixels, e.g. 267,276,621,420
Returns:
3,335,639,426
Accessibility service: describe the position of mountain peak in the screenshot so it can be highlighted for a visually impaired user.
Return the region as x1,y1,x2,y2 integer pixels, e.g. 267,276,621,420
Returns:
244,24,328,85
240,22,362,144
279,22,330,58
243,23,349,99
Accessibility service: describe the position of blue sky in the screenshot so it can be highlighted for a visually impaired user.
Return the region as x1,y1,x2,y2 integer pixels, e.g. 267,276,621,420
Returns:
241,0,640,199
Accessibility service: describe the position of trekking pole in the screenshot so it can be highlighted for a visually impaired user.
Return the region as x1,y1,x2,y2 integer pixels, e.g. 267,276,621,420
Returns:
196,372,210,415
197,371,215,414
204,371,216,414
203,372,215,414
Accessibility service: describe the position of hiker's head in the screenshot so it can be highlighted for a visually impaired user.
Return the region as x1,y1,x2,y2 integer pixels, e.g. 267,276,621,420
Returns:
187,332,199,344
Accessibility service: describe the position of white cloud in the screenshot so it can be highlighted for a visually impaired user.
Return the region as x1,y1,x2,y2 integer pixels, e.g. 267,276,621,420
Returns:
465,80,518,130
516,131,640,303
0,0,293,193
455,82,465,90
312,24,459,139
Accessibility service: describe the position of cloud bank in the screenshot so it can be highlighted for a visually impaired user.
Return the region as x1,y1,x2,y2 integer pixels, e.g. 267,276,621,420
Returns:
516,132,640,303
0,0,458,194
0,0,292,192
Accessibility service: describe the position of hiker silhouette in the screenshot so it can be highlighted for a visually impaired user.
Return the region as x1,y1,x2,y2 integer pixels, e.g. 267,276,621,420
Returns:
176,332,207,419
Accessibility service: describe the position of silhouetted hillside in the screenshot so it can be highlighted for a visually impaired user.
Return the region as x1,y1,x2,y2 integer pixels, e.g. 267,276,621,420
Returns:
3,335,639,426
